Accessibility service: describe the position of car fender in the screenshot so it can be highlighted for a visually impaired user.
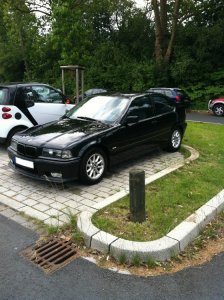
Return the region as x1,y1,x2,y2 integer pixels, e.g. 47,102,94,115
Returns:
78,139,103,158
77,139,110,170
212,99,224,105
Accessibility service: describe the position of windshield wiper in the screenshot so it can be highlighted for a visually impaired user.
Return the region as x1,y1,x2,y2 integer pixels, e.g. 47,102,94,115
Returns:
60,114,70,120
76,116,106,124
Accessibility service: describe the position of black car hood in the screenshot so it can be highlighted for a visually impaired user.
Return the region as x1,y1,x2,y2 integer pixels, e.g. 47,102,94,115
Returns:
16,118,110,148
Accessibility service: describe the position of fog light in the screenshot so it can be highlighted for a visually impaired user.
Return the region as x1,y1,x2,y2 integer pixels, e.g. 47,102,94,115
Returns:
50,172,62,178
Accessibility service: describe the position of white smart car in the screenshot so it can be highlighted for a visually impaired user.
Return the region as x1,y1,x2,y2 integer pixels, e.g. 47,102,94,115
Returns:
0,83,73,145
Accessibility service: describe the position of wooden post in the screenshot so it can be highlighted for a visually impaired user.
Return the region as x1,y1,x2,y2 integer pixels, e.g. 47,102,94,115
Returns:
60,65,85,103
129,169,146,223
61,69,65,94
81,69,84,101
76,68,79,102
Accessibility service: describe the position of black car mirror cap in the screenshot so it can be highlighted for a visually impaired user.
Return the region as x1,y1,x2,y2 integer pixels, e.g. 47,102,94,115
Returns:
124,115,139,125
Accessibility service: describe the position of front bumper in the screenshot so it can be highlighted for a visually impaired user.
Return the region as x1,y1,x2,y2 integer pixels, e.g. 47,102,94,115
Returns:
8,148,81,183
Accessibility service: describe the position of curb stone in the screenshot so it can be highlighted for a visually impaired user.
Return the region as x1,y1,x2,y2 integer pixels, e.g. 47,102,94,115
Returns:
77,145,224,262
0,205,40,231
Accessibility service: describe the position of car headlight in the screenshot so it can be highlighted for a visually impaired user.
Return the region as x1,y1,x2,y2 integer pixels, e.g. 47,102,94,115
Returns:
10,140,17,151
42,148,72,159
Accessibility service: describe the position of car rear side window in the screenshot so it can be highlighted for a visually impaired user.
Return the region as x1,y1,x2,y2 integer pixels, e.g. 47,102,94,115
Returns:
152,95,175,115
0,88,9,105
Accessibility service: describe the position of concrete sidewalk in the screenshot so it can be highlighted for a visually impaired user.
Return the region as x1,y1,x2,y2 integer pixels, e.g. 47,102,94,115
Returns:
0,146,184,227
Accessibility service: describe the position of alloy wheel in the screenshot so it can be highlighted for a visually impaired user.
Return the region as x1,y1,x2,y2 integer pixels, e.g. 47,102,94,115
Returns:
214,105,224,116
171,130,181,149
86,153,105,180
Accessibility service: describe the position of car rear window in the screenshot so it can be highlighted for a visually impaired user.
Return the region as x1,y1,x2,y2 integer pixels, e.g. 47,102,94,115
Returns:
164,90,173,97
153,89,164,94
175,89,188,97
0,88,9,105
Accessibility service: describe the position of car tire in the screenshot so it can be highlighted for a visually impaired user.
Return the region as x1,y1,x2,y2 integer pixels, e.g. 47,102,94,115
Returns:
213,104,224,116
6,127,26,147
79,147,107,185
165,127,182,152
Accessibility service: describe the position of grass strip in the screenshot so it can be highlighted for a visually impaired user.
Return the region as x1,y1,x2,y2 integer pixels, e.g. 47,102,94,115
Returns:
92,122,224,241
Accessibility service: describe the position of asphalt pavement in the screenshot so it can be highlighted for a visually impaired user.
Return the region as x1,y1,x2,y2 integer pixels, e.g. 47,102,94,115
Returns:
187,111,224,124
0,215,224,300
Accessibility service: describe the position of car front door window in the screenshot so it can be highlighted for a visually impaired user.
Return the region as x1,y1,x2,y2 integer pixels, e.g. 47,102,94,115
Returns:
27,85,67,124
32,86,64,103
118,96,155,150
126,96,154,121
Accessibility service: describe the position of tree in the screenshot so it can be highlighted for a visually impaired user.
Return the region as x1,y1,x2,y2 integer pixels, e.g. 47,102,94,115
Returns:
151,0,181,65
0,0,39,81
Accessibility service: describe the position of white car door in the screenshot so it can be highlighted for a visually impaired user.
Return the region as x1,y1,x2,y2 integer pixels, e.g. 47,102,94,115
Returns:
23,85,72,124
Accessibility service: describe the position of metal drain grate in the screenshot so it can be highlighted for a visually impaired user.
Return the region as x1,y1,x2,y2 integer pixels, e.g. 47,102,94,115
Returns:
22,238,77,274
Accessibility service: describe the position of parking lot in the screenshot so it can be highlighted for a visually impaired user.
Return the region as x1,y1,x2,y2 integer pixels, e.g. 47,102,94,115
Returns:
0,146,184,226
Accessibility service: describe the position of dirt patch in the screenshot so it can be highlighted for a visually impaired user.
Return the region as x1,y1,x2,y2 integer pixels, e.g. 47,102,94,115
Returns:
86,237,224,277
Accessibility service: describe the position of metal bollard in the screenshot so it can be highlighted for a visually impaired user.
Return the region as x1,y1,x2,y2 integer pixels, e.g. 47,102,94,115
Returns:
129,169,146,223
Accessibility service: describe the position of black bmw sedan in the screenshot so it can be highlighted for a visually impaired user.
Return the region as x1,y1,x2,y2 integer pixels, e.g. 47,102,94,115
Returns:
8,93,187,184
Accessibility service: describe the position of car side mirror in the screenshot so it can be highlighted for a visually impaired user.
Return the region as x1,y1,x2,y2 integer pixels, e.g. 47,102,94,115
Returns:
26,99,35,108
125,115,139,125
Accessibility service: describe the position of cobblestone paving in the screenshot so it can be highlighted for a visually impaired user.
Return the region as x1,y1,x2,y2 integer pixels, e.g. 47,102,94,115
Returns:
0,146,184,226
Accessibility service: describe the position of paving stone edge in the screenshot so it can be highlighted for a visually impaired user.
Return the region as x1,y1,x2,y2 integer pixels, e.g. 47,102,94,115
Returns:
77,145,224,262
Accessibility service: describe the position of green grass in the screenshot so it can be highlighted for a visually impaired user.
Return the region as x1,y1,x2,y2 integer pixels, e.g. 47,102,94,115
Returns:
92,122,224,241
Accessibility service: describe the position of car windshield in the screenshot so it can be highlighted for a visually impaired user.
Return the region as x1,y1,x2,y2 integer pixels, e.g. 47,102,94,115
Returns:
0,88,9,105
67,95,130,124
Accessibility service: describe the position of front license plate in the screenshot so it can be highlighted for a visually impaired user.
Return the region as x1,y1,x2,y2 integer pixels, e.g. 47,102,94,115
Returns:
15,157,34,169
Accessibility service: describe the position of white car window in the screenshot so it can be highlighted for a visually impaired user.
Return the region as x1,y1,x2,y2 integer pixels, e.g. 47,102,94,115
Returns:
0,88,9,105
32,86,64,103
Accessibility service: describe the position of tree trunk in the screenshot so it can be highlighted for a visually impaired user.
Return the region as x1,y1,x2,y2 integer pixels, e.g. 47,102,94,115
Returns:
164,0,181,63
151,0,163,65
152,0,181,66
18,27,30,80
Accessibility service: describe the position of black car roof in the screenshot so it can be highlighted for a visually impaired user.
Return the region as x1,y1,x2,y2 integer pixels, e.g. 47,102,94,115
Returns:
109,92,154,99
91,92,148,98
